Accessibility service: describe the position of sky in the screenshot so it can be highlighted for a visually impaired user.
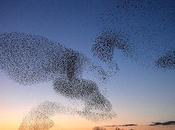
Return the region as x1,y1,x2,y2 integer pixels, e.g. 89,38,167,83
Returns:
0,0,175,130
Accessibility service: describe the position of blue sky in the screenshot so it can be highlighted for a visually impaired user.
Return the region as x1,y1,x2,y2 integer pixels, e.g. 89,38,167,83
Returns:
0,0,175,125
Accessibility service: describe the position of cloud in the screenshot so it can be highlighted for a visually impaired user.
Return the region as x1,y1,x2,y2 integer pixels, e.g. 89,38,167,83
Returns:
118,124,138,127
103,124,138,127
150,121,175,126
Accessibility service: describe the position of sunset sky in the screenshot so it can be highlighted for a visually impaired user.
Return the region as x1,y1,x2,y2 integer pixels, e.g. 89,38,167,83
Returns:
0,0,175,130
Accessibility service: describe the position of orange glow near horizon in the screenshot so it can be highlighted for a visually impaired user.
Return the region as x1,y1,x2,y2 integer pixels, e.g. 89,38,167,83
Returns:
1,104,175,130
1,93,175,130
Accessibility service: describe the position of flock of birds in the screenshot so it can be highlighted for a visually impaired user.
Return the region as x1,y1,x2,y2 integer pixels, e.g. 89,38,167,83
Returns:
0,31,127,130
0,1,175,130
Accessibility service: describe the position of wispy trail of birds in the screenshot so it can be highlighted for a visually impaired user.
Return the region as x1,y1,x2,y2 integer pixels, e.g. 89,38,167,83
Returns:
18,101,116,130
19,101,58,130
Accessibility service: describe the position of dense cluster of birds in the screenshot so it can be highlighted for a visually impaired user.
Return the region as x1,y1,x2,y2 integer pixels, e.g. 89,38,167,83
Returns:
0,32,65,85
155,50,175,69
0,32,117,130
91,30,132,72
92,31,131,62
